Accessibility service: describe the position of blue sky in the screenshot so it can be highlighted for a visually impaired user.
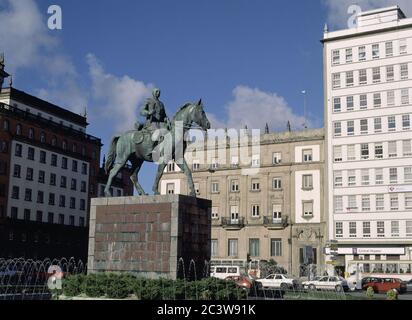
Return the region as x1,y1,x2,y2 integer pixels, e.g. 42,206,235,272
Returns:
0,0,405,192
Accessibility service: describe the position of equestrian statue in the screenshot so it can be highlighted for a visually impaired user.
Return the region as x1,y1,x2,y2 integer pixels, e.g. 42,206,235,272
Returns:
104,88,211,197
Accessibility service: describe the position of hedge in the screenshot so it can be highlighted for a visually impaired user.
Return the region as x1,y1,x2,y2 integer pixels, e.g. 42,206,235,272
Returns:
61,273,247,300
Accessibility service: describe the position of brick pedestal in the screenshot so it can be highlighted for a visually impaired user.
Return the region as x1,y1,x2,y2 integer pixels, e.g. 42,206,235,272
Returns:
88,195,211,280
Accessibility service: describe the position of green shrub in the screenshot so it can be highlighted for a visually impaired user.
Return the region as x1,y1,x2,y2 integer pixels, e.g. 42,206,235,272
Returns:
105,273,133,299
386,289,398,300
84,273,107,298
365,286,374,299
62,274,86,297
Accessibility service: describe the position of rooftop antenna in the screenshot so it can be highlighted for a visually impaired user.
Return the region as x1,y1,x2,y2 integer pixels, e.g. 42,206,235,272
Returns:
287,120,291,132
264,123,269,134
82,106,88,119
8,75,13,87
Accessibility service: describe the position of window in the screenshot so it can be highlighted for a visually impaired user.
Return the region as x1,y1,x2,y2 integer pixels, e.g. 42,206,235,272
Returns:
71,179,77,191
251,179,260,191
402,89,409,105
347,121,355,136
400,39,408,54
390,168,398,184
50,173,56,186
38,170,45,184
211,181,219,193
401,63,409,80
334,171,343,187
228,239,238,257
336,222,343,238
72,160,78,172
303,201,314,217
51,154,57,167
211,158,219,169
60,176,67,188
81,181,87,193
251,205,260,218
272,152,282,164
252,154,260,167
361,144,369,160
372,67,380,83
49,193,55,206
403,140,412,156
361,195,370,211
166,183,174,194
359,69,367,84
373,93,381,108
405,167,412,183
348,195,357,210
26,168,33,181
167,162,175,172
272,178,282,190
359,94,368,110
13,164,21,178
347,96,354,111
372,44,380,59
302,175,313,190
406,221,412,237
24,188,32,202
332,50,340,65
37,191,44,204
211,239,218,257
39,150,46,164
59,195,66,208
385,42,393,57
346,71,354,86
70,197,76,209
81,163,88,175
211,207,219,220
16,124,22,135
12,186,19,199
230,180,239,192
3,120,9,131
272,204,282,221
230,156,239,168
62,140,67,150
403,115,410,130
386,65,394,81
359,46,366,61
346,48,353,63
27,147,34,160
361,169,369,186
334,196,343,213
270,239,282,257
376,194,385,211
28,128,34,139
360,119,368,134
363,222,371,238
230,206,239,223
334,122,341,137
347,145,355,161
79,217,85,227
391,221,400,237
332,73,341,89
390,194,399,210
62,157,68,169
349,222,357,238
375,169,384,185
192,161,200,171
374,118,382,133
387,141,397,158
405,195,412,210
24,209,31,221
249,239,259,257
0,141,7,153
333,146,343,162
69,216,75,226
58,214,64,225
348,170,356,186
387,91,395,106
374,143,383,159
303,149,313,162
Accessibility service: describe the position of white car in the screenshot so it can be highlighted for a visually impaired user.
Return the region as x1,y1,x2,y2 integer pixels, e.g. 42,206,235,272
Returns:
302,276,349,292
256,274,298,290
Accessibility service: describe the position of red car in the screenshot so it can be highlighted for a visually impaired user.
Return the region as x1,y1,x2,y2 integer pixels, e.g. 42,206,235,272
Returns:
363,277,407,294
225,275,262,292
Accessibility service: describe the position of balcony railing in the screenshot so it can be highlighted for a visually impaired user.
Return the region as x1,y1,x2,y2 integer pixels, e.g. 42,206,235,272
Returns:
221,217,245,230
263,216,289,229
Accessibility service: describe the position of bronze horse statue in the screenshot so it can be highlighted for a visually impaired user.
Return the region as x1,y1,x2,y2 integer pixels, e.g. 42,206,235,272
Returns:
104,100,210,197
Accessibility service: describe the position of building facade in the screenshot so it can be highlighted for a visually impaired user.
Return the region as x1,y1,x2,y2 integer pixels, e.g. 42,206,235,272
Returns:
159,128,325,276
323,6,412,273
0,83,102,260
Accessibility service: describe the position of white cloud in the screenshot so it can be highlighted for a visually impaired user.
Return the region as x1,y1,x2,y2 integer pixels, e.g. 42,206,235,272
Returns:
86,53,153,133
323,0,412,30
209,85,308,131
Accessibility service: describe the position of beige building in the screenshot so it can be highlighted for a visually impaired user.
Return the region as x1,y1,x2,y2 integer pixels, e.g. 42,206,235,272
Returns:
159,128,326,276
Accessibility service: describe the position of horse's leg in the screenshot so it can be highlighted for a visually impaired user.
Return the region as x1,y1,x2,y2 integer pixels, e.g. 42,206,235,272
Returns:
152,163,167,195
104,163,124,197
176,158,196,197
130,158,146,196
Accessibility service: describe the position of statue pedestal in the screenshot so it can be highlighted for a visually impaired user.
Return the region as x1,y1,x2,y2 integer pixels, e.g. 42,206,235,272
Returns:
88,195,211,280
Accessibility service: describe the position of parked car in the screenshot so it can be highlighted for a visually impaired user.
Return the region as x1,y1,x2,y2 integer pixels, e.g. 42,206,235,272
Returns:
407,279,412,292
225,275,262,293
302,276,349,292
256,274,298,290
362,277,407,294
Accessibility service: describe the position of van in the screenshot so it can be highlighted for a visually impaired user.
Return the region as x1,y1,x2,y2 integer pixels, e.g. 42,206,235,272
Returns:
210,266,241,280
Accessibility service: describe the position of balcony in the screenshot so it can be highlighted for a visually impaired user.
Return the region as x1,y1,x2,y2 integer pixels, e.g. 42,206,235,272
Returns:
263,216,289,230
221,217,245,230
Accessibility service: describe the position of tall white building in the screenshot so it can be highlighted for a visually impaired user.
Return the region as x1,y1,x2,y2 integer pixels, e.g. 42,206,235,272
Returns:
323,6,412,273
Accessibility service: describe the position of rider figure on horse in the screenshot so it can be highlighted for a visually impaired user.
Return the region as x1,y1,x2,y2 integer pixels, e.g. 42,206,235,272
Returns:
135,88,171,132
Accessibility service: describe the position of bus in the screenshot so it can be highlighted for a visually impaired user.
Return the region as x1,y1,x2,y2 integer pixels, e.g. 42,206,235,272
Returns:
210,259,262,279
346,260,412,289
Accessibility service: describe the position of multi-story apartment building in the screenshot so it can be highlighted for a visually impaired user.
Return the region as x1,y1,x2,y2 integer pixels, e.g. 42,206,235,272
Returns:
0,63,104,259
160,128,325,276
97,157,134,198
323,6,412,273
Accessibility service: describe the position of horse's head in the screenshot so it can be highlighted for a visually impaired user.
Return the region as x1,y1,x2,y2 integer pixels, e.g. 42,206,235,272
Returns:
190,99,211,131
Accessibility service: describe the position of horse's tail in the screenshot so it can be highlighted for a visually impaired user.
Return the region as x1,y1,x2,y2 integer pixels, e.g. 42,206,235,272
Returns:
105,136,120,174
